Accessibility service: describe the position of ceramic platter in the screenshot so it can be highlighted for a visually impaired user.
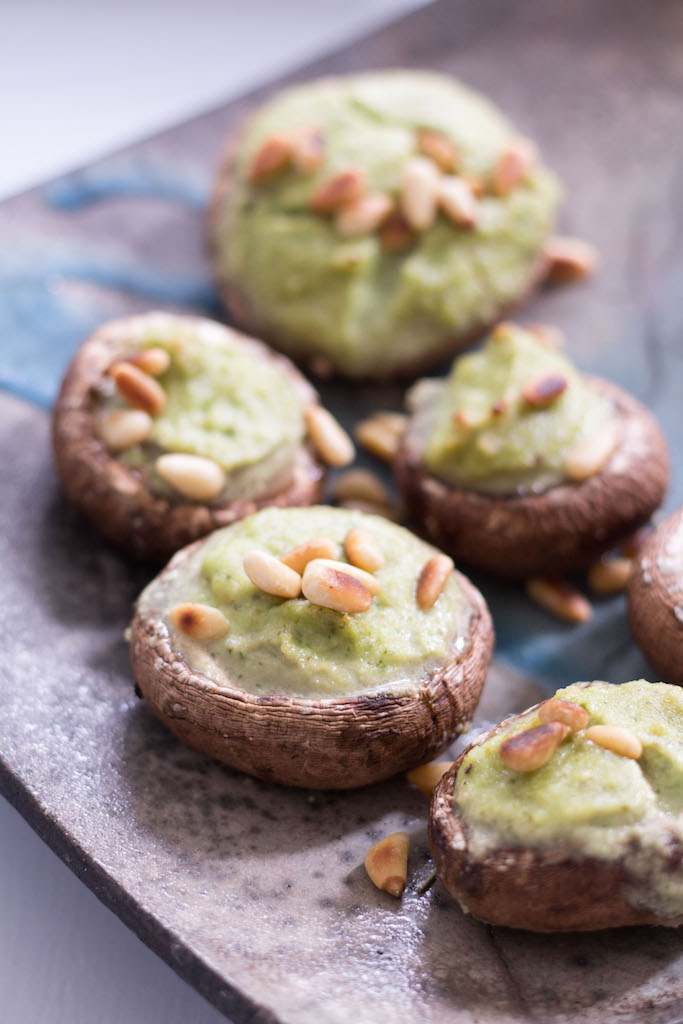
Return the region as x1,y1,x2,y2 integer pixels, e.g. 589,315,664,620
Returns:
1,0,682,1020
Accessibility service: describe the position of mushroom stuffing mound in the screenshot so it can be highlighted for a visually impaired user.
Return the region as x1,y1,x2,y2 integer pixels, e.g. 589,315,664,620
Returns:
394,322,669,579
629,507,683,686
52,312,345,561
429,680,683,931
208,69,564,379
129,505,493,788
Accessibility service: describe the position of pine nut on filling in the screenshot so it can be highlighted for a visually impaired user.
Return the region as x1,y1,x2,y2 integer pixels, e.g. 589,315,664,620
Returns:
135,505,478,699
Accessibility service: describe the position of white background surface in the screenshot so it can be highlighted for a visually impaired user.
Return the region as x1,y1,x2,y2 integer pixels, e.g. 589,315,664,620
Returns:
0,2,422,1021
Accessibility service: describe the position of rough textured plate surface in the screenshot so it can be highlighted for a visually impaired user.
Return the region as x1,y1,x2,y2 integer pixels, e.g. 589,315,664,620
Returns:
1,0,683,1020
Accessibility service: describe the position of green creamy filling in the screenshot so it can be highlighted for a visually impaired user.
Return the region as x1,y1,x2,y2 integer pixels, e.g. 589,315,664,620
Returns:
215,70,561,376
455,680,683,919
138,506,472,697
418,324,614,493
102,317,304,501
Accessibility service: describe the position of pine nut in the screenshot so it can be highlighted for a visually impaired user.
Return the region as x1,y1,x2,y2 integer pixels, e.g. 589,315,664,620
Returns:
565,423,618,481
399,155,441,231
169,602,230,641
417,554,454,610
544,236,599,285
585,724,642,760
128,347,170,376
248,135,293,182
310,169,365,213
500,722,570,771
301,559,372,613
406,761,453,797
417,129,458,172
526,578,593,624
336,193,394,236
339,498,400,522
291,125,324,173
333,469,389,506
491,136,538,195
379,210,415,251
365,832,410,897
587,556,633,595
305,406,354,467
109,361,166,416
437,176,478,228
243,550,302,599
155,453,226,502
354,413,406,462
308,558,381,595
538,698,589,732
344,527,385,573
522,372,568,408
96,409,152,451
280,537,341,574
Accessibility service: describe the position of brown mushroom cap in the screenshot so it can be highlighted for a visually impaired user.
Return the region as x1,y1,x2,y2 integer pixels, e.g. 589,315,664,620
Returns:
52,314,326,562
628,507,683,685
130,540,494,789
206,110,550,382
394,377,669,580
429,697,683,932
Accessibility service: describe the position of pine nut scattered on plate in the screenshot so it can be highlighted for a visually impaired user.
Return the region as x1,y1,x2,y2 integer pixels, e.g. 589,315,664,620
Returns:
333,469,389,506
155,453,226,502
406,761,453,797
169,603,230,641
587,556,633,595
526,578,593,624
354,413,406,462
305,406,355,467
365,832,410,897
544,236,599,285
243,550,302,599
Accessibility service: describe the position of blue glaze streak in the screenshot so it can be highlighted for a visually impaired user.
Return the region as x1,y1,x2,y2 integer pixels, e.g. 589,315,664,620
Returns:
0,244,220,409
44,158,210,211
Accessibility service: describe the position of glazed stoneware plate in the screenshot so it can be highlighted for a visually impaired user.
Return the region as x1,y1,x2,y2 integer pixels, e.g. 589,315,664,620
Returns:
2,0,683,1020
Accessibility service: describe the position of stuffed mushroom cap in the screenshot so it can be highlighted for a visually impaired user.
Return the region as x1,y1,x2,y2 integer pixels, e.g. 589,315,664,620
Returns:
52,311,329,561
130,505,494,788
430,680,683,931
629,507,683,685
395,323,669,578
208,69,561,379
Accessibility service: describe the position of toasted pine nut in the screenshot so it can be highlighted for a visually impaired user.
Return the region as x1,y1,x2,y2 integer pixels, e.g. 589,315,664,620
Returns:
406,761,453,797
310,169,365,213
354,414,406,462
305,406,354,467
301,559,372,613
336,192,394,236
585,724,642,760
399,155,441,231
308,558,381,595
291,125,324,173
243,550,302,599
169,602,230,641
527,323,565,349
379,210,415,251
344,527,385,573
500,722,570,772
365,832,410,897
565,423,617,481
109,361,166,416
280,537,341,574
155,453,226,502
437,176,478,228
491,136,538,195
417,129,458,172
339,498,400,522
587,556,633,595
544,236,599,285
526,578,593,624
248,135,294,181
334,469,389,506
538,698,589,732
128,347,170,376
522,372,568,408
417,554,454,610
96,409,152,451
